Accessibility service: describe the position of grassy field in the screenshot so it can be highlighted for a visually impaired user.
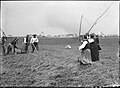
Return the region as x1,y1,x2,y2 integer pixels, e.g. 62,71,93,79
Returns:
0,36,119,87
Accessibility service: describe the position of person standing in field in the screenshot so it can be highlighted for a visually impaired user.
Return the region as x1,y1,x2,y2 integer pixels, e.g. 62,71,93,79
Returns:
89,34,99,62
30,34,39,53
94,34,102,51
24,35,30,53
1,36,7,55
94,34,102,58
78,35,93,65
6,37,19,54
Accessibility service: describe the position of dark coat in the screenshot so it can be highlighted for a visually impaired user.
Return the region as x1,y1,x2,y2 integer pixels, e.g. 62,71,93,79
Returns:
95,37,102,50
90,41,99,62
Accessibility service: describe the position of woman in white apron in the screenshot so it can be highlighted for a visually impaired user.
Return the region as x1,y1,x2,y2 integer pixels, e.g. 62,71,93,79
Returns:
78,35,93,65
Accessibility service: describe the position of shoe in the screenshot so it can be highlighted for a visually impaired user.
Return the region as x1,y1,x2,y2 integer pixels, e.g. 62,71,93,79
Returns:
80,60,92,66
79,60,85,65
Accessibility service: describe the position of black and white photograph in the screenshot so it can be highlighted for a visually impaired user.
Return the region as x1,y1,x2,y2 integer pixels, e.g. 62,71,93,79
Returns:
0,0,119,87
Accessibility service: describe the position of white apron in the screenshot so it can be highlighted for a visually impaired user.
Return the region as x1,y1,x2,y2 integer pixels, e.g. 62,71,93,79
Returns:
80,49,92,64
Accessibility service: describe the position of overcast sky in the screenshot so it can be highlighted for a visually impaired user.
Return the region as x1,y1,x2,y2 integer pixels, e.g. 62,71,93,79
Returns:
1,1,119,36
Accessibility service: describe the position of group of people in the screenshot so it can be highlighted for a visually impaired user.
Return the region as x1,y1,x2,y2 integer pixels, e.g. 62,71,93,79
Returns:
1,34,39,55
1,33,101,65
23,34,39,53
78,33,102,65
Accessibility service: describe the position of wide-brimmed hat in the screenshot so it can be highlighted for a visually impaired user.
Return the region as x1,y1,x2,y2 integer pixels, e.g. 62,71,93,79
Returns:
85,33,89,36
83,35,87,39
90,33,95,38
33,34,37,37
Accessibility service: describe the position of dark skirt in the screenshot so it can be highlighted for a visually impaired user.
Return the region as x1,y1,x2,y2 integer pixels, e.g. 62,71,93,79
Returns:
90,45,99,62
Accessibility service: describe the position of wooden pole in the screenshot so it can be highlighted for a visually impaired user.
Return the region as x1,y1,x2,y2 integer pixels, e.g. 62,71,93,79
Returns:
87,2,113,34
79,15,83,43
0,28,7,37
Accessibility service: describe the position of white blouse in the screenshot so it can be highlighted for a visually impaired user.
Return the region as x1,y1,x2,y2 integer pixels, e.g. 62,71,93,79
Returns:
23,38,26,43
79,38,94,50
30,37,39,43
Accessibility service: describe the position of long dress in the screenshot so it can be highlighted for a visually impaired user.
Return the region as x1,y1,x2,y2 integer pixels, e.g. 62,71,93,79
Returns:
90,41,99,62
95,37,101,50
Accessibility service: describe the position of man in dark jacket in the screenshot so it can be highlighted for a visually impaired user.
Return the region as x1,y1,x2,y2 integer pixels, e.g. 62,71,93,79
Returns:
24,35,30,53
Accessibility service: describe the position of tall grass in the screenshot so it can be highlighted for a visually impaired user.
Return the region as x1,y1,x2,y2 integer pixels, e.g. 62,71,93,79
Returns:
0,37,119,87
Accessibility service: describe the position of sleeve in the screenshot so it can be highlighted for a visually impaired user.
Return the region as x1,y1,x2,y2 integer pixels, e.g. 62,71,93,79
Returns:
36,38,39,42
88,38,94,43
79,41,88,50
30,38,33,43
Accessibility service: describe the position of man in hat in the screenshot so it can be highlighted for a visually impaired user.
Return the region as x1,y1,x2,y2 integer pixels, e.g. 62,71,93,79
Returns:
30,34,39,53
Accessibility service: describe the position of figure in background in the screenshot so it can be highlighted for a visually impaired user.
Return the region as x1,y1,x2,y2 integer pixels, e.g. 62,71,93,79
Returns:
30,34,39,53
6,37,19,54
93,34,102,58
24,35,30,53
94,35,102,51
78,35,93,65
2,36,7,55
89,34,99,62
